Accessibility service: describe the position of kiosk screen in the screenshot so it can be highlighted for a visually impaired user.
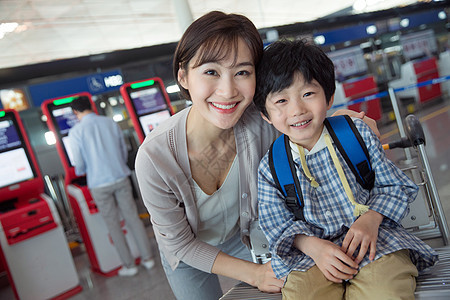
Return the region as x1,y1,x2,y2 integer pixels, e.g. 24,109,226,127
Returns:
125,80,171,135
138,110,171,137
49,104,79,166
0,114,35,189
130,87,168,115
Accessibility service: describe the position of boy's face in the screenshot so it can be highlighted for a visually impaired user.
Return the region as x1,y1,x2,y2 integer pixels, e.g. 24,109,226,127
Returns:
262,72,334,150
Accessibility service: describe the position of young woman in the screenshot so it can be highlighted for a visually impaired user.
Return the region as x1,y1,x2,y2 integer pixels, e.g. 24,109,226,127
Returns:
135,11,378,300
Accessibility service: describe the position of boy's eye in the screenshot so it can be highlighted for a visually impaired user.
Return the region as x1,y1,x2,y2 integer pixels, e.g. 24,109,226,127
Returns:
303,92,314,98
275,99,287,104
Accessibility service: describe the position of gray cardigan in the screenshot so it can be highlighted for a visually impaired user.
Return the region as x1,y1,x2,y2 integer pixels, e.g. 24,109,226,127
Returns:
135,104,278,272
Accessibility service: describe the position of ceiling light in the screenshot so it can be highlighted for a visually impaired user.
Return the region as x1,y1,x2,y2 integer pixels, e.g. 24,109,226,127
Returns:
166,84,180,94
314,35,326,45
113,114,124,122
45,131,56,145
353,0,367,12
366,25,377,35
400,18,409,28
0,22,19,39
109,98,118,106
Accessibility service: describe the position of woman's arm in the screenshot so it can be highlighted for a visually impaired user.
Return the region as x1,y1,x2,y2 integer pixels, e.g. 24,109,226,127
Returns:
212,251,283,293
135,139,221,272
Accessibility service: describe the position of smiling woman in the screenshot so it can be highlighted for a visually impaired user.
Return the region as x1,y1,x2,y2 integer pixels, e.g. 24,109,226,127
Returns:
135,12,283,300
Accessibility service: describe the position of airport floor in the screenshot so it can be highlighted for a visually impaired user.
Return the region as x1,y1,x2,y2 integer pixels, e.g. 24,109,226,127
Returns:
1,97,450,300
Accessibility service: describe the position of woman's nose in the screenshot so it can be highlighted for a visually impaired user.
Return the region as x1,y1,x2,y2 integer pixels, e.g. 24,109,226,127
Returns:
216,77,238,99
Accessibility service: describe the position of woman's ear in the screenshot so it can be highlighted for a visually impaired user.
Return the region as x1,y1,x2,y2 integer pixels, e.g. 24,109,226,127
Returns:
177,68,188,90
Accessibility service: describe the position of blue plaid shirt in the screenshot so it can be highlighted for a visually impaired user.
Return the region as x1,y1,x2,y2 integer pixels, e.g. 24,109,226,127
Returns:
258,118,438,279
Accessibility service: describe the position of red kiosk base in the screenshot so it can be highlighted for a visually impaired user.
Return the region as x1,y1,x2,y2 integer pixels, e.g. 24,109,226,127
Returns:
0,195,82,300
0,109,82,300
66,182,140,276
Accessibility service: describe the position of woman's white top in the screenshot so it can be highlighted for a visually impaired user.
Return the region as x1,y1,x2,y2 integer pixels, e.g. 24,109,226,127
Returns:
193,156,240,246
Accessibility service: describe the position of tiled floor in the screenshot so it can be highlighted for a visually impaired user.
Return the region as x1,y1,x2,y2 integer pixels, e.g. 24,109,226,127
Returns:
1,97,449,300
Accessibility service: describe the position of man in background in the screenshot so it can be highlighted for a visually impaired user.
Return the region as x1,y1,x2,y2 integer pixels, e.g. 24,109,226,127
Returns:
69,96,155,276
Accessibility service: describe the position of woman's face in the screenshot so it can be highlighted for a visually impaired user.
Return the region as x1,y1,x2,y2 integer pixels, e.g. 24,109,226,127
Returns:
178,38,256,130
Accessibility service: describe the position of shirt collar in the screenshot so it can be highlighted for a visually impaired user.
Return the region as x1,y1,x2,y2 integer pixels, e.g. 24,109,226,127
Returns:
289,125,330,159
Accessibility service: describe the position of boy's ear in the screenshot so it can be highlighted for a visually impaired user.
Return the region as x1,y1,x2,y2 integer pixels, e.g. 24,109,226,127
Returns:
260,112,272,124
327,94,335,110
177,68,188,90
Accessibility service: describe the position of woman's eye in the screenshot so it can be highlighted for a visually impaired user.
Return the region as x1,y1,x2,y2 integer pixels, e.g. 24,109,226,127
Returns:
236,70,251,76
205,70,218,76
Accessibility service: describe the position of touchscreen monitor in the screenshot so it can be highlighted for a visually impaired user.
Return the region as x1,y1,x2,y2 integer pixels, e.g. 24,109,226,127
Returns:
0,113,36,189
121,78,173,142
138,110,171,137
52,106,79,136
130,86,168,116
45,96,83,167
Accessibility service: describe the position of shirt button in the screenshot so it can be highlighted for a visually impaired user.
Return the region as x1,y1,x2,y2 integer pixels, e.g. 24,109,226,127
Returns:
241,193,248,199
241,212,249,217
325,210,332,217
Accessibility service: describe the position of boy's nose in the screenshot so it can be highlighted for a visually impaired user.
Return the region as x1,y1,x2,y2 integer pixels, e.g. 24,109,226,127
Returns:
290,99,306,116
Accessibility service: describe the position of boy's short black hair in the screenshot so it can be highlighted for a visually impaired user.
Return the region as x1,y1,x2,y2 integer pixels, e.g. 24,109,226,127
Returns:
254,39,336,118
70,96,92,112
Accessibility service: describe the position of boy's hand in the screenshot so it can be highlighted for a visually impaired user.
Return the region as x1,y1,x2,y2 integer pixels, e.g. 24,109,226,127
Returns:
341,210,384,264
295,235,358,283
332,109,381,138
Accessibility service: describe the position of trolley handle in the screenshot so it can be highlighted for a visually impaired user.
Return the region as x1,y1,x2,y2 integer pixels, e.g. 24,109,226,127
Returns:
382,114,425,150
405,114,426,147
383,137,411,150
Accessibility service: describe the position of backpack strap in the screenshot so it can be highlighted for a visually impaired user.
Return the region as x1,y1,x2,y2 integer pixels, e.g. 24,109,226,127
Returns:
324,115,375,190
268,134,305,221
267,115,374,221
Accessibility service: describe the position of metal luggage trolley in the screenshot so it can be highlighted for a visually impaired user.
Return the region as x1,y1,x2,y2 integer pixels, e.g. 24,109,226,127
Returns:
220,115,450,300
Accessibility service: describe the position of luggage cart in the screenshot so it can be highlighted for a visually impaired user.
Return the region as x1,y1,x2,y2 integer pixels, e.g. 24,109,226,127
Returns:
221,114,450,299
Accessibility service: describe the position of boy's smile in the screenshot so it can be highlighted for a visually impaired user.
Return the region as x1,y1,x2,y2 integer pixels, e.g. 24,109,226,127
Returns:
262,72,334,150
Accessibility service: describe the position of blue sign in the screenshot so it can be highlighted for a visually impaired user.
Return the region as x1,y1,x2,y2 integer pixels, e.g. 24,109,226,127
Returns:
29,69,123,106
314,23,375,46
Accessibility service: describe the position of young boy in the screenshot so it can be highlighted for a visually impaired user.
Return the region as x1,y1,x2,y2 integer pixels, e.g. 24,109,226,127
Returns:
253,39,438,299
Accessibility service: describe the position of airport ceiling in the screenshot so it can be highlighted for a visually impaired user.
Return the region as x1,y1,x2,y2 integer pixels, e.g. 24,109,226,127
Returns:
0,0,425,70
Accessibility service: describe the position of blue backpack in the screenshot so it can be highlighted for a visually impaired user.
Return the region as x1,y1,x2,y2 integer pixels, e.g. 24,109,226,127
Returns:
268,115,375,221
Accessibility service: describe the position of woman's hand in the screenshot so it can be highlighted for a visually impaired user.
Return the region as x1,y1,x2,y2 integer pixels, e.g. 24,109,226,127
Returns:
332,109,381,138
295,235,358,283
252,261,284,293
212,251,283,293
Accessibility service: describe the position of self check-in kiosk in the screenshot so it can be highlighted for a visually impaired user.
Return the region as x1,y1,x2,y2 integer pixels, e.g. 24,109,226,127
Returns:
41,93,139,277
120,77,174,143
0,109,81,300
